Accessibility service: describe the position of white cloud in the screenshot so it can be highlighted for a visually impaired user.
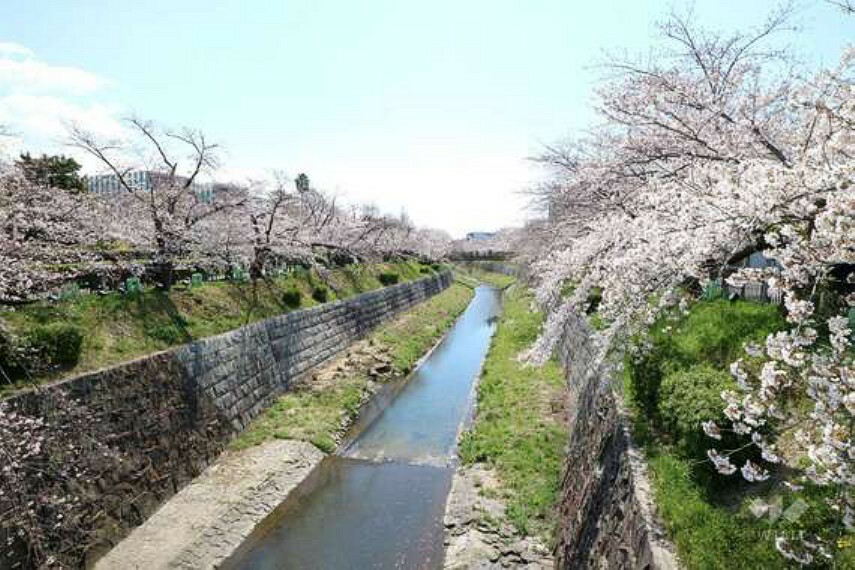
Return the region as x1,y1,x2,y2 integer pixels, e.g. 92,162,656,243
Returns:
0,42,123,166
0,57,109,96
0,94,123,139
0,41,34,58
0,41,109,96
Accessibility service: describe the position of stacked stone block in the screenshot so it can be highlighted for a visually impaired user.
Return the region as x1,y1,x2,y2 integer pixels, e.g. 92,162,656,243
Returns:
0,271,451,568
554,312,677,570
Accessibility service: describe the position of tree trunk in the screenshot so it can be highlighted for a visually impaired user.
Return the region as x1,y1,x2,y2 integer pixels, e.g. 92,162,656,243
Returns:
150,260,175,290
249,246,268,281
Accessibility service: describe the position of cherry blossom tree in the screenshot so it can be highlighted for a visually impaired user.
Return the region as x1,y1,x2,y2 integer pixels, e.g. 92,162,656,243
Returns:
309,201,407,261
242,172,337,276
406,227,453,260
2,115,451,302
198,173,451,280
450,228,520,260
69,117,246,289
0,161,103,303
526,6,855,562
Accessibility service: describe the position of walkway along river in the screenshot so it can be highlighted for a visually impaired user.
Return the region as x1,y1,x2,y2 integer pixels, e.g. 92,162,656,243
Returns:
221,285,502,569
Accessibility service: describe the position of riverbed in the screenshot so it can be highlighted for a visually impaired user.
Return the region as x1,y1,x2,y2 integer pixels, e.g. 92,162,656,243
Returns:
222,285,501,569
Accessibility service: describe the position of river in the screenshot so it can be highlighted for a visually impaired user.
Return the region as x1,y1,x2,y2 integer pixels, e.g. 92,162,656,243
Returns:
221,285,501,569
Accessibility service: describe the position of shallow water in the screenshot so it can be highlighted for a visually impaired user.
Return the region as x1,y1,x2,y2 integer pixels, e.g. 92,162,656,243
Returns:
223,285,501,570
343,285,501,465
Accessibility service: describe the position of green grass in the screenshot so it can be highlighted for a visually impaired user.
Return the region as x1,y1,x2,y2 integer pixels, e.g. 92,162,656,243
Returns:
665,299,787,368
0,261,439,392
626,298,786,431
648,449,855,569
230,283,474,452
459,284,566,541
229,375,367,453
623,297,855,568
648,451,781,569
453,264,516,289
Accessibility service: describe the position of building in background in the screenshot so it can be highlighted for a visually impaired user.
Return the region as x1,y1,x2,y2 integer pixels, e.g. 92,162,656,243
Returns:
465,231,496,241
86,170,217,202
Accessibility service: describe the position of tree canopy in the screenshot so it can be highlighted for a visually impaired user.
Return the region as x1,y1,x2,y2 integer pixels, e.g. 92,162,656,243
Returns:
16,153,86,193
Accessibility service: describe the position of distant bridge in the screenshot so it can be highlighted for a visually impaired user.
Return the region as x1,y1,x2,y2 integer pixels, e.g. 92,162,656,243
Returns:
447,250,515,262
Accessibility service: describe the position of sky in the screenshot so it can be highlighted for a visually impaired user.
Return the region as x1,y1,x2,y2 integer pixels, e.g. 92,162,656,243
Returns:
0,1,851,237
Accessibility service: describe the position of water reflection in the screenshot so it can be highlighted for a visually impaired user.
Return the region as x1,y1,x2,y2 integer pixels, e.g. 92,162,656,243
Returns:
224,458,451,570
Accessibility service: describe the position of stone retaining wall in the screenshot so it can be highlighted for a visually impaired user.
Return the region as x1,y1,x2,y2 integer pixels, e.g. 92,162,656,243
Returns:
554,312,678,570
0,271,451,569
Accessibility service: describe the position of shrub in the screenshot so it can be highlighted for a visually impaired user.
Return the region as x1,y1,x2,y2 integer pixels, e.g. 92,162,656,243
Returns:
282,288,302,308
311,286,329,303
0,324,26,383
628,299,785,426
658,365,734,458
379,272,399,286
626,335,679,424
26,323,83,367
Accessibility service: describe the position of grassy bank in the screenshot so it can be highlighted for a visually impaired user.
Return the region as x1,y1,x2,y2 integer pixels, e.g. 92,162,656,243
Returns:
453,264,515,289
622,298,855,568
0,261,441,392
459,283,566,541
231,282,474,453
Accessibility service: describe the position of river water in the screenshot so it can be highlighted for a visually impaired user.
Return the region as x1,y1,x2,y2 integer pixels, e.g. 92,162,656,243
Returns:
221,285,501,570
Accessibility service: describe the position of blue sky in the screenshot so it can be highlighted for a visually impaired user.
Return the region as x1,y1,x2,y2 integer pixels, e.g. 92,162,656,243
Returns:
1,1,851,236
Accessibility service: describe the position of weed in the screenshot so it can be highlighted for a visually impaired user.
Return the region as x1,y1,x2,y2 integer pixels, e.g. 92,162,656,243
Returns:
231,283,474,453
458,284,565,542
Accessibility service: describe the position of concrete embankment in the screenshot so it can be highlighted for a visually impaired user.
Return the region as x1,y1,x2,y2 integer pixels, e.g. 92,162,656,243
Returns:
553,312,678,569
0,272,451,569
95,440,323,570
95,336,396,569
98,280,473,569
